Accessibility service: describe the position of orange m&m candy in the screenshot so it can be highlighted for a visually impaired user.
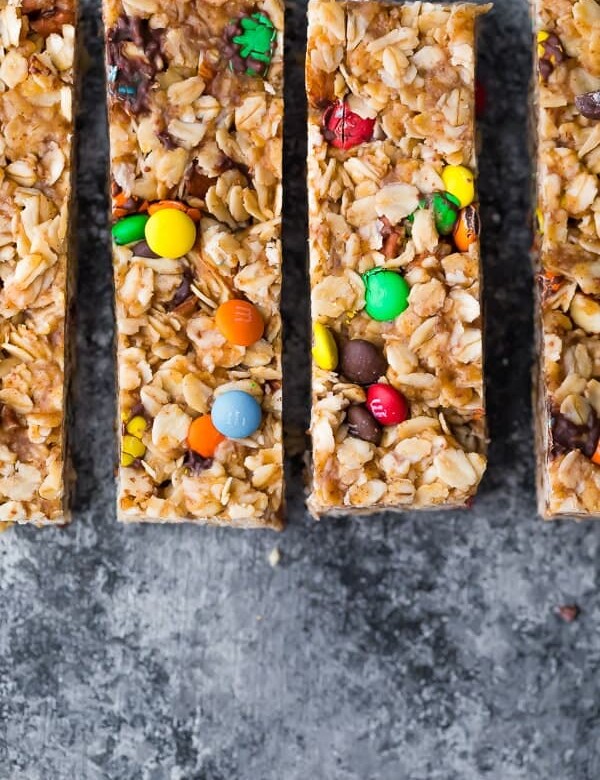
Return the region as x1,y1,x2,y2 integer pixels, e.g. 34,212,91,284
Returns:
215,299,264,347
187,415,225,458
453,205,480,252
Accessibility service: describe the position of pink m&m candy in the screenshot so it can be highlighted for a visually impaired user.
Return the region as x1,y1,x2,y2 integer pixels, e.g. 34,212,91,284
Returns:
366,384,408,426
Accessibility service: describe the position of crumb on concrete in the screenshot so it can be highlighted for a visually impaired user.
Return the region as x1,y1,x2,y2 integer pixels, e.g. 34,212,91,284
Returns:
268,546,281,567
557,604,580,623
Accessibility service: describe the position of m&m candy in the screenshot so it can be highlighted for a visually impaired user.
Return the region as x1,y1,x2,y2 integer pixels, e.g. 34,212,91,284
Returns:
366,383,409,426
211,390,262,438
322,100,375,150
363,268,410,322
145,208,197,258
453,206,480,252
312,322,338,371
215,299,264,346
340,339,387,385
188,415,225,458
441,165,475,209
409,192,460,236
346,404,382,444
112,213,149,245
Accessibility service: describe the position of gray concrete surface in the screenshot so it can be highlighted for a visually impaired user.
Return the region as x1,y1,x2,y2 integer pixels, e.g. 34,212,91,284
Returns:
1,1,599,778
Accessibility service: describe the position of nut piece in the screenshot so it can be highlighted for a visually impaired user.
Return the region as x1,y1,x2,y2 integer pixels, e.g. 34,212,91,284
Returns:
570,293,600,333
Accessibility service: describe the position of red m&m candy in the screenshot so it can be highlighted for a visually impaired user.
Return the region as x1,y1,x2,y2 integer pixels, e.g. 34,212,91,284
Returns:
366,383,409,426
322,100,375,150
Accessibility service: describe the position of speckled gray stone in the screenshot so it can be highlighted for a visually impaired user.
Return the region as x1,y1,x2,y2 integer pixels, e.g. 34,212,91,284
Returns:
1,2,599,778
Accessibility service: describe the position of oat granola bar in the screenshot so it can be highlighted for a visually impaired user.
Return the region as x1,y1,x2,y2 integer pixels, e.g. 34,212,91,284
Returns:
532,0,600,519
104,0,284,527
306,0,489,516
0,1,77,526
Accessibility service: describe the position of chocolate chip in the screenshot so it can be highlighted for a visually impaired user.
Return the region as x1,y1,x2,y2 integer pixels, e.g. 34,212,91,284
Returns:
346,405,382,444
157,130,178,150
340,339,387,385
551,407,600,459
166,269,193,311
185,165,217,199
575,90,600,120
129,402,147,419
538,58,553,82
107,15,166,116
1,405,19,431
131,240,159,259
183,450,213,475
538,32,565,82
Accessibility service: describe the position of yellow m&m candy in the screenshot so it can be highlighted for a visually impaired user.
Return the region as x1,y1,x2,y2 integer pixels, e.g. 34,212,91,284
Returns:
145,208,197,258
312,322,338,371
441,165,475,209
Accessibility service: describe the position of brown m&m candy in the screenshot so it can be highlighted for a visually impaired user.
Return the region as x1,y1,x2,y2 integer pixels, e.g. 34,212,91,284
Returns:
346,405,382,445
340,339,386,385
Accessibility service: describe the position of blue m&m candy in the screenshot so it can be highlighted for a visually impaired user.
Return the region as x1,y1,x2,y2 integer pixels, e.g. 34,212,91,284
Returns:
211,390,262,438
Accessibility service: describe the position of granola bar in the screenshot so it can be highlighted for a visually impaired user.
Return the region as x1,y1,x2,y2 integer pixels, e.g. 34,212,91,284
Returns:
0,1,77,526
306,0,490,516
532,0,600,519
104,0,284,527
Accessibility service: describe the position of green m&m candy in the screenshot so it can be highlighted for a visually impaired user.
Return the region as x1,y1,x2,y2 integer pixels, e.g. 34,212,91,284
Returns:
112,213,149,246
408,191,461,236
363,268,410,322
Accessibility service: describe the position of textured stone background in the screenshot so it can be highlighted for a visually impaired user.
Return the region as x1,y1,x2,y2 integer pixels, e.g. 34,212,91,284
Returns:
1,1,599,778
